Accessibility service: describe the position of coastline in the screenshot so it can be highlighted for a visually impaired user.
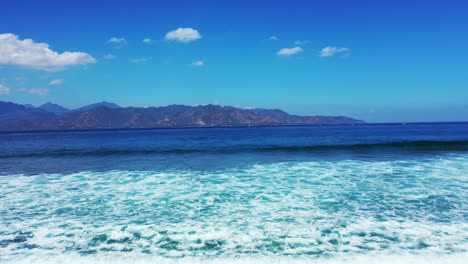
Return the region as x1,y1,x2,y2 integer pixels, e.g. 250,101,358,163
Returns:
1,121,467,134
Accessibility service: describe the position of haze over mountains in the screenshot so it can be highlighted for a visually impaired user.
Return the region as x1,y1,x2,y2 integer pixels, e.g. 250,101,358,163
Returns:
0,101,364,130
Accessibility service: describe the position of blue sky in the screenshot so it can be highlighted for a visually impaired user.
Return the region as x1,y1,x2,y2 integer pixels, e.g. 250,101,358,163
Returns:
0,0,467,122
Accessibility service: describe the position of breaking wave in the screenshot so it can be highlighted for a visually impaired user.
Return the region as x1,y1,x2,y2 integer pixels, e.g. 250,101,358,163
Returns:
1,155,467,262
1,140,467,158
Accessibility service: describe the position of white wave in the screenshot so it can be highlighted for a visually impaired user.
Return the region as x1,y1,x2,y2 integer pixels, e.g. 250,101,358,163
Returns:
4,253,468,264
0,155,467,260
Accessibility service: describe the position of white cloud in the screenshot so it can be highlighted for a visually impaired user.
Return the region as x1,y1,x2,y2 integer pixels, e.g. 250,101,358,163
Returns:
49,79,64,85
129,57,152,63
108,37,127,48
277,47,303,56
320,46,349,57
165,28,202,43
244,106,256,110
0,33,96,71
0,84,11,94
192,60,204,67
342,53,351,58
294,40,311,46
18,88,49,95
269,36,278,41
102,54,117,60
142,38,152,43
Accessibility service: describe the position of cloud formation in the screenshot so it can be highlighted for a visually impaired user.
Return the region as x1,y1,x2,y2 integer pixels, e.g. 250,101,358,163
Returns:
294,40,312,46
108,37,127,48
142,38,152,43
129,57,152,63
102,54,117,60
0,33,96,71
49,79,64,85
165,28,202,43
277,47,303,56
320,46,349,57
0,84,11,94
192,60,204,67
269,36,278,41
18,88,49,95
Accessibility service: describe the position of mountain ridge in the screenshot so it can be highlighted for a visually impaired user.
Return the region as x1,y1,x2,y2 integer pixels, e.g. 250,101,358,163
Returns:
0,101,365,130
39,102,70,115
73,101,120,112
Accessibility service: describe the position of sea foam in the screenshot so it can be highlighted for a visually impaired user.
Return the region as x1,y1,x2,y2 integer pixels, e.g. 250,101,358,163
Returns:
4,254,468,264
1,155,467,262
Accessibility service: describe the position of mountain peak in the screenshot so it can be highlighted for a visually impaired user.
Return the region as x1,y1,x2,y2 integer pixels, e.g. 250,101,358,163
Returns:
40,102,58,107
74,102,120,112
39,102,70,115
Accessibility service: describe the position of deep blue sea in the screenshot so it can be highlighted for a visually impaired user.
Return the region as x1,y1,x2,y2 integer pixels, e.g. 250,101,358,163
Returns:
1,123,467,264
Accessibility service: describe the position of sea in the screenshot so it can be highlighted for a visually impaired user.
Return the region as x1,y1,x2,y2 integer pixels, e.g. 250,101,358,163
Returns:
0,123,467,264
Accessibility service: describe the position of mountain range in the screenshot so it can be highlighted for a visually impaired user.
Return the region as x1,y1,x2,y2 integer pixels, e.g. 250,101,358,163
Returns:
0,101,364,130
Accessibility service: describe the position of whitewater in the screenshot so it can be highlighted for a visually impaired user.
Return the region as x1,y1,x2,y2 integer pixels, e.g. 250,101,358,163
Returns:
1,156,467,263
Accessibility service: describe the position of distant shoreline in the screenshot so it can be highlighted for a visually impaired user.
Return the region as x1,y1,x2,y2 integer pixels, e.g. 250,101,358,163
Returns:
1,121,467,134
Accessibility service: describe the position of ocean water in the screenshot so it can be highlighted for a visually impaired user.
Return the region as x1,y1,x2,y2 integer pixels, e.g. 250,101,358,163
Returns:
0,123,467,263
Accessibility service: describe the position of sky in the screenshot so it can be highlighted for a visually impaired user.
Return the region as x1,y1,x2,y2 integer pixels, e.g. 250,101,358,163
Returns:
0,0,467,123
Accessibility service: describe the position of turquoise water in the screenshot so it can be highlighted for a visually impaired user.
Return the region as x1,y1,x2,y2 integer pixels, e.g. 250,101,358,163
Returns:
0,124,467,263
